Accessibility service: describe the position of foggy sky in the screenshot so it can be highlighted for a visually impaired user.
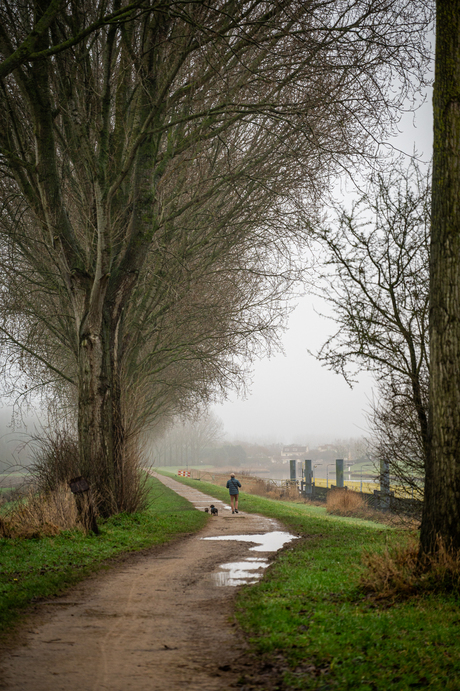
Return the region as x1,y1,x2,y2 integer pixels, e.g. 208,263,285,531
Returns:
213,298,374,445
213,93,434,445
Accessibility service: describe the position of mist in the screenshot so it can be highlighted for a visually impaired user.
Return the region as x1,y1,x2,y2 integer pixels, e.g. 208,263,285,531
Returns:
213,90,433,446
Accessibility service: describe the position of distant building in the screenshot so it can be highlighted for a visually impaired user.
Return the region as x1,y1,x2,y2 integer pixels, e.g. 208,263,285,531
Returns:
281,444,308,459
317,444,337,453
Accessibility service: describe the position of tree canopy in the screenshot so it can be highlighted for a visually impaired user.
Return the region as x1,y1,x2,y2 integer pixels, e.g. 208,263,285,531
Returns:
0,0,432,514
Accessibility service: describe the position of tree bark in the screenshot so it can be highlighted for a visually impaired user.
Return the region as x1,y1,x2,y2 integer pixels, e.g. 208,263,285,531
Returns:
420,0,460,554
77,283,133,517
78,305,115,517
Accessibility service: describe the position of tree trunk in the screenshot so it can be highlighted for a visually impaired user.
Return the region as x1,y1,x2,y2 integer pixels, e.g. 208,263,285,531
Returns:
111,313,127,513
77,280,132,517
78,309,116,517
420,0,460,554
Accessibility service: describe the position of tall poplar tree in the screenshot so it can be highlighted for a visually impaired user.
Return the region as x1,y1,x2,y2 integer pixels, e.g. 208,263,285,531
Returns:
420,0,460,554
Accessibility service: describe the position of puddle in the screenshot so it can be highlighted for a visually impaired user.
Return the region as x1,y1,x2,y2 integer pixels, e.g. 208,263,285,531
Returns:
189,500,232,511
203,531,297,587
212,558,268,586
202,530,296,552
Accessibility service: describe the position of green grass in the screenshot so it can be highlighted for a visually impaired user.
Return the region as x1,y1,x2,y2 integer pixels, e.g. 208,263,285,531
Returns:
3,469,459,688
167,472,460,690
0,475,208,633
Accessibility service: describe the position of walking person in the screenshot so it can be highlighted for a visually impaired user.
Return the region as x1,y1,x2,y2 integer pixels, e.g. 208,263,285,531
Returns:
226,472,242,514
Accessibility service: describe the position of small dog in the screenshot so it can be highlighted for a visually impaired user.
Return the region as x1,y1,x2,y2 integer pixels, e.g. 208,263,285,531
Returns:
210,504,218,516
204,507,209,513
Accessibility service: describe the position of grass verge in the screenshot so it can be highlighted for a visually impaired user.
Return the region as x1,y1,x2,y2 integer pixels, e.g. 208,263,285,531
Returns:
0,475,208,634
165,471,460,691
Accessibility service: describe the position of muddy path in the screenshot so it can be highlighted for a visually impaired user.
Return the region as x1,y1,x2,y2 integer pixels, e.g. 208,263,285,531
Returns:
0,474,296,691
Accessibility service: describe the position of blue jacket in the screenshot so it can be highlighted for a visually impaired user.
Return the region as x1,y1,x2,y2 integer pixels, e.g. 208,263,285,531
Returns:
226,477,241,495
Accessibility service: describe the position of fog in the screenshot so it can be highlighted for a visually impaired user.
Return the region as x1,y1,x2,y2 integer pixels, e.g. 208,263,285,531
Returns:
0,407,38,471
213,298,373,445
213,92,434,445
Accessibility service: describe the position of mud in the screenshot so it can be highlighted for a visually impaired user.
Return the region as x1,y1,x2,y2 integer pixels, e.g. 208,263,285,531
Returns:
0,473,295,691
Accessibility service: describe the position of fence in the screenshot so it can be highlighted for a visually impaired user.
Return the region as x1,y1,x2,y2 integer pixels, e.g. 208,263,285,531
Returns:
183,467,421,498
182,466,422,518
312,476,421,499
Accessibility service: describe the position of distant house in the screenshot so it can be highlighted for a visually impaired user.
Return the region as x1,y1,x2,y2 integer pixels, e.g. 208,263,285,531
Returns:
281,445,308,460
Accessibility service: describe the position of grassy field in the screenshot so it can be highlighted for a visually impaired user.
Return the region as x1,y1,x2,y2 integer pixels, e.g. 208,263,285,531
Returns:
0,475,209,634
163,471,460,691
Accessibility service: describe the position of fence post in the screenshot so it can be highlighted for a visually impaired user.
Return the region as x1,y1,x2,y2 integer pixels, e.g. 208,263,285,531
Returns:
380,459,390,511
336,459,344,488
304,459,313,495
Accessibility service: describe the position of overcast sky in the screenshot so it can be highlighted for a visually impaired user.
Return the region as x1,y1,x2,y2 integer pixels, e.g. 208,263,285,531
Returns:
213,93,434,446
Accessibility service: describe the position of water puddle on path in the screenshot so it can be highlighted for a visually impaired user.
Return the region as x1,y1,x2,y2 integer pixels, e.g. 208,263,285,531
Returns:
203,531,297,587
213,558,269,586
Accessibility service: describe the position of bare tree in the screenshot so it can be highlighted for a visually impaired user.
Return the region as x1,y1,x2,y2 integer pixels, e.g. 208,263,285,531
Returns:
311,161,430,497
0,0,432,514
0,0,148,79
367,384,426,500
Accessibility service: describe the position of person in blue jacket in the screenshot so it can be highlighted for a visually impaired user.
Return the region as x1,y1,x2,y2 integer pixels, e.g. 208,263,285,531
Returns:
226,472,242,514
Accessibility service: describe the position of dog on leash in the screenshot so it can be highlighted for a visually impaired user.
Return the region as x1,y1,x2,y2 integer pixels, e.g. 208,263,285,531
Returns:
210,504,218,516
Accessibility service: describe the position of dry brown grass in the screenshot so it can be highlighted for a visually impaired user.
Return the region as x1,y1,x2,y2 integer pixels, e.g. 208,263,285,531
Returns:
243,477,301,501
327,488,368,516
0,485,79,539
326,488,418,528
360,535,460,599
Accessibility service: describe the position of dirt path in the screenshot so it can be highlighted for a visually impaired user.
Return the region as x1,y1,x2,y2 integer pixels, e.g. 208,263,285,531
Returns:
0,474,294,691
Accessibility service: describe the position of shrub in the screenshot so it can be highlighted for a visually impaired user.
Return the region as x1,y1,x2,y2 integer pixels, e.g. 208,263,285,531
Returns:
29,428,80,495
114,440,150,514
360,535,460,599
29,427,149,516
0,485,79,538
327,488,366,516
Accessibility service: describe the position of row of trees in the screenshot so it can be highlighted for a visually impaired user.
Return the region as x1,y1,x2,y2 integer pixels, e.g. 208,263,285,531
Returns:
0,0,431,516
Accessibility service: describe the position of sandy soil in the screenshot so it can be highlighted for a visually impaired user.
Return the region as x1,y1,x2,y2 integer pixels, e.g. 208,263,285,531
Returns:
0,474,292,691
